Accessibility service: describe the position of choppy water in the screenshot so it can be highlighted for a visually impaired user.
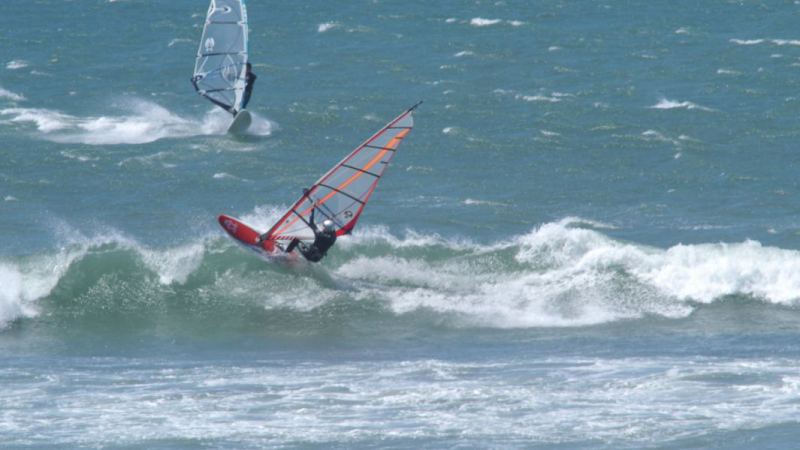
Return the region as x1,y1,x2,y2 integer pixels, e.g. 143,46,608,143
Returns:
3,1,800,448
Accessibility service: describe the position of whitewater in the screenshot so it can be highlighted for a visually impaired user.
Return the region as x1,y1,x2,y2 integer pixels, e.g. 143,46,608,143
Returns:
5,216,800,331
3,0,800,448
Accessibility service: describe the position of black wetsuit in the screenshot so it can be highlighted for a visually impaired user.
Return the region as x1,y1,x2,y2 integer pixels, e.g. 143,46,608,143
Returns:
241,69,256,110
285,209,336,262
191,65,256,116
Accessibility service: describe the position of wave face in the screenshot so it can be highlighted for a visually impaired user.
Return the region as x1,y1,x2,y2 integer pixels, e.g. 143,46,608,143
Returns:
0,98,274,145
3,217,799,334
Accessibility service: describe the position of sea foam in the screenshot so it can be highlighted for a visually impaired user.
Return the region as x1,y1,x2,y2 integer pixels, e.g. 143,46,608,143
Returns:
0,98,275,145
5,60,29,70
0,87,25,102
650,98,715,112
470,18,502,27
4,217,800,330
336,218,800,328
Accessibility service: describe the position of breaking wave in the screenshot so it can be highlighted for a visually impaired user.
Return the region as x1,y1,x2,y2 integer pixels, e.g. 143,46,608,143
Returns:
2,217,800,332
0,98,274,145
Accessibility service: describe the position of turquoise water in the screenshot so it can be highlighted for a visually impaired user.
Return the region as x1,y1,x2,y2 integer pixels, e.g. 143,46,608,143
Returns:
3,1,800,448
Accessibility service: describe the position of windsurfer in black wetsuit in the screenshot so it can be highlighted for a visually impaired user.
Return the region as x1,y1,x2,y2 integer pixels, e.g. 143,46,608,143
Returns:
285,207,337,263
240,62,256,111
191,62,256,116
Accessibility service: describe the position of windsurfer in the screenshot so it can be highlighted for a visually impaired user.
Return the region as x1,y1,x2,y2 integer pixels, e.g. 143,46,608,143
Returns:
241,62,256,111
284,207,337,262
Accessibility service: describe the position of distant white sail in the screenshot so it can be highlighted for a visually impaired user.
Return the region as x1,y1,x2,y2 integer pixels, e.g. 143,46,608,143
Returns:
192,0,248,114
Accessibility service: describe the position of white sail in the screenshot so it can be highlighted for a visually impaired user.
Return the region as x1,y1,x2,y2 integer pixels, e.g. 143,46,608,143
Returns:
265,103,421,242
192,0,248,114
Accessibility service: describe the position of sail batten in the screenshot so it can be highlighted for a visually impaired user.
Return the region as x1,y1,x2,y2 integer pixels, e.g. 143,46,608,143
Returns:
192,0,249,114
265,105,419,241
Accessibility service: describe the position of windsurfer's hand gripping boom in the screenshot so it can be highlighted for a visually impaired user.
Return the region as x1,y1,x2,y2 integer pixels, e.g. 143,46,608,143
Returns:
279,188,337,261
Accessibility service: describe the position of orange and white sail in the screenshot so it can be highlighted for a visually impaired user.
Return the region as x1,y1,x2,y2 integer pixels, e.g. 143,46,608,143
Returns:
265,103,420,242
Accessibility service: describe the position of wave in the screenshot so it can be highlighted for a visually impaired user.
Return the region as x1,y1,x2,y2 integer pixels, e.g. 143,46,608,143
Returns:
0,98,275,145
317,22,338,33
5,60,28,70
470,18,502,27
650,97,715,112
2,216,800,332
730,38,800,46
0,87,25,102
494,88,573,104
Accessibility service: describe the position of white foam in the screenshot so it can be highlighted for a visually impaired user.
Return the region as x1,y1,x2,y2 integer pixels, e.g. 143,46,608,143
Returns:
518,94,562,103
3,355,800,446
508,20,525,27
650,98,715,112
317,22,338,33
0,223,223,328
730,38,765,45
117,151,173,167
730,38,800,47
167,38,192,48
4,196,18,202
0,249,85,329
496,88,573,104
641,130,680,146
0,87,25,102
331,218,800,328
239,204,290,233
772,39,800,46
60,150,98,162
6,60,28,70
470,18,502,27
0,99,274,145
454,51,474,57
463,198,508,207
139,242,206,285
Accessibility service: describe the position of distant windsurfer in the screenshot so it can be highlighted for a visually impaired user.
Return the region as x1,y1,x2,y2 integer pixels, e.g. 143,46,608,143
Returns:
284,207,337,263
190,62,256,116
240,62,256,112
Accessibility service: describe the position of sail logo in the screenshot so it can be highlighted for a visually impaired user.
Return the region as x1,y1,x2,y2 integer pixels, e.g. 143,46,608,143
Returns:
204,37,215,52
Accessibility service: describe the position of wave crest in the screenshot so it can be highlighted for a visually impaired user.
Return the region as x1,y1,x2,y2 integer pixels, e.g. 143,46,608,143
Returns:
3,218,800,331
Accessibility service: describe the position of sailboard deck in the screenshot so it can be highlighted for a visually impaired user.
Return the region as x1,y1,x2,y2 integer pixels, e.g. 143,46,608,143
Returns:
227,109,252,134
218,214,297,262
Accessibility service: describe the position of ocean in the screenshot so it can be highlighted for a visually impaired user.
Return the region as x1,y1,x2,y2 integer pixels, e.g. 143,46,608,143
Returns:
2,0,800,448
